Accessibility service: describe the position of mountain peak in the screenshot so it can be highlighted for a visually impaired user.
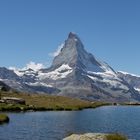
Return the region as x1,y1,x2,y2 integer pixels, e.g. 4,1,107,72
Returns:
51,32,85,69
65,32,84,51
68,32,78,38
51,33,115,73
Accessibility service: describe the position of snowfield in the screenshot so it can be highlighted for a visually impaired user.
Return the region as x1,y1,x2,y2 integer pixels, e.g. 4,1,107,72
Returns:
38,64,73,80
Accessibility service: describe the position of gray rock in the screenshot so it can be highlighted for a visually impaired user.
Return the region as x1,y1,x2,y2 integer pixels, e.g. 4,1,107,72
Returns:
118,71,140,92
0,81,11,92
63,133,106,140
2,97,25,105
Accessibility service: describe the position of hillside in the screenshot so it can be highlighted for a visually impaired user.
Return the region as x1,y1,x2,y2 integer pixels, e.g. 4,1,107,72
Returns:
0,91,108,111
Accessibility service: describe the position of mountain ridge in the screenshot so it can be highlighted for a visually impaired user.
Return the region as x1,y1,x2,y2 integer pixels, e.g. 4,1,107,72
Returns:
117,71,140,93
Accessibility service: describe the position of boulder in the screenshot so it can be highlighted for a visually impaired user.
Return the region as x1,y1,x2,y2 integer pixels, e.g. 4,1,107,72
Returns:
63,133,106,140
2,97,25,105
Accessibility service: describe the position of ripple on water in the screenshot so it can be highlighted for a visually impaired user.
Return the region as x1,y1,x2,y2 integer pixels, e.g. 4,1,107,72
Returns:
0,106,140,140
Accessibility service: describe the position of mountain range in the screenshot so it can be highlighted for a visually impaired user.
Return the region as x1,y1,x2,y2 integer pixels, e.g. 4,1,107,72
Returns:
0,32,140,102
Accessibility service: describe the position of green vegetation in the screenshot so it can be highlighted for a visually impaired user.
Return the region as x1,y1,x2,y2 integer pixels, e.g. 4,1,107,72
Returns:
105,133,127,140
0,103,30,111
0,91,110,111
0,114,9,124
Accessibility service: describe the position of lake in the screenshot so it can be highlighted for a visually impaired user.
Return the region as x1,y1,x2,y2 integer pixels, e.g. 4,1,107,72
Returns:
0,106,140,140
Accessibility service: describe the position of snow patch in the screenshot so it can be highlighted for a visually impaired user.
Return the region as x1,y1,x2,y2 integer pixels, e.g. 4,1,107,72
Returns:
87,71,120,81
87,71,128,90
27,82,52,87
134,87,140,92
9,61,45,76
38,64,73,80
118,71,140,78
9,67,24,76
25,61,45,71
87,75,98,81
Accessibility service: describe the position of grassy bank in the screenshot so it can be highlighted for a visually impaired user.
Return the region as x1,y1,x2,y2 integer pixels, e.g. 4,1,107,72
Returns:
0,114,9,124
0,92,110,111
106,133,127,140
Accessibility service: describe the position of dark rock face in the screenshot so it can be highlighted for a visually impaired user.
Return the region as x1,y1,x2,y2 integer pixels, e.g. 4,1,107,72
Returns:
0,67,20,81
0,32,140,102
0,81,11,92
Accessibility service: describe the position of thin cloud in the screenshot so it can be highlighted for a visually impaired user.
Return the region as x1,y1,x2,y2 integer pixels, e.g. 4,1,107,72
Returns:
25,61,45,71
9,61,45,72
49,43,64,57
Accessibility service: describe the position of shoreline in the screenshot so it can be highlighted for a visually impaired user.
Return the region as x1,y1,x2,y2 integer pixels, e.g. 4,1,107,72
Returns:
1,92,140,113
0,102,110,112
1,103,140,113
0,91,110,112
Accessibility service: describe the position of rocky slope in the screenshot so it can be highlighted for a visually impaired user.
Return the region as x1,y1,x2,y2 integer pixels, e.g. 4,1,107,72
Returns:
0,81,11,92
117,71,140,93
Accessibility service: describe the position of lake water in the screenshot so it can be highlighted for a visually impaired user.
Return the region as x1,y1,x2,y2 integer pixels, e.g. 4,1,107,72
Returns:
0,106,140,140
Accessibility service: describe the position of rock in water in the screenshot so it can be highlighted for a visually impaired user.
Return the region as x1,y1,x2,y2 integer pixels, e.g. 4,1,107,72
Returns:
63,133,106,140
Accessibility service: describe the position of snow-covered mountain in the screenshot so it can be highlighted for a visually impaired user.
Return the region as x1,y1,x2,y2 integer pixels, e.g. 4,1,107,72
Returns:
117,71,140,93
0,32,140,102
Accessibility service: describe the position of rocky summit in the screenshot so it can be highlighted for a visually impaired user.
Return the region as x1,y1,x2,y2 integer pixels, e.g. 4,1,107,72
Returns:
0,32,140,102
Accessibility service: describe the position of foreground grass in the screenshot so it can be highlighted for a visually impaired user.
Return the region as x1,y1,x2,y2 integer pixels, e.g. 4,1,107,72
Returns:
105,133,127,140
0,114,9,124
0,92,110,111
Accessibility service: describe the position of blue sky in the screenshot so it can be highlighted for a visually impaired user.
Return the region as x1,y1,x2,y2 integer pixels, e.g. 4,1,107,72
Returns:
0,0,140,74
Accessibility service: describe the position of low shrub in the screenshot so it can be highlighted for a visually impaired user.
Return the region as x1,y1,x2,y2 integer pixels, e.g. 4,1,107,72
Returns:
0,114,9,124
106,133,127,140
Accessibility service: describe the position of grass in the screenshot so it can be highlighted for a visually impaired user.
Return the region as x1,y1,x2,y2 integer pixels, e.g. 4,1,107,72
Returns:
0,103,30,111
105,133,127,140
0,91,110,111
0,114,9,124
